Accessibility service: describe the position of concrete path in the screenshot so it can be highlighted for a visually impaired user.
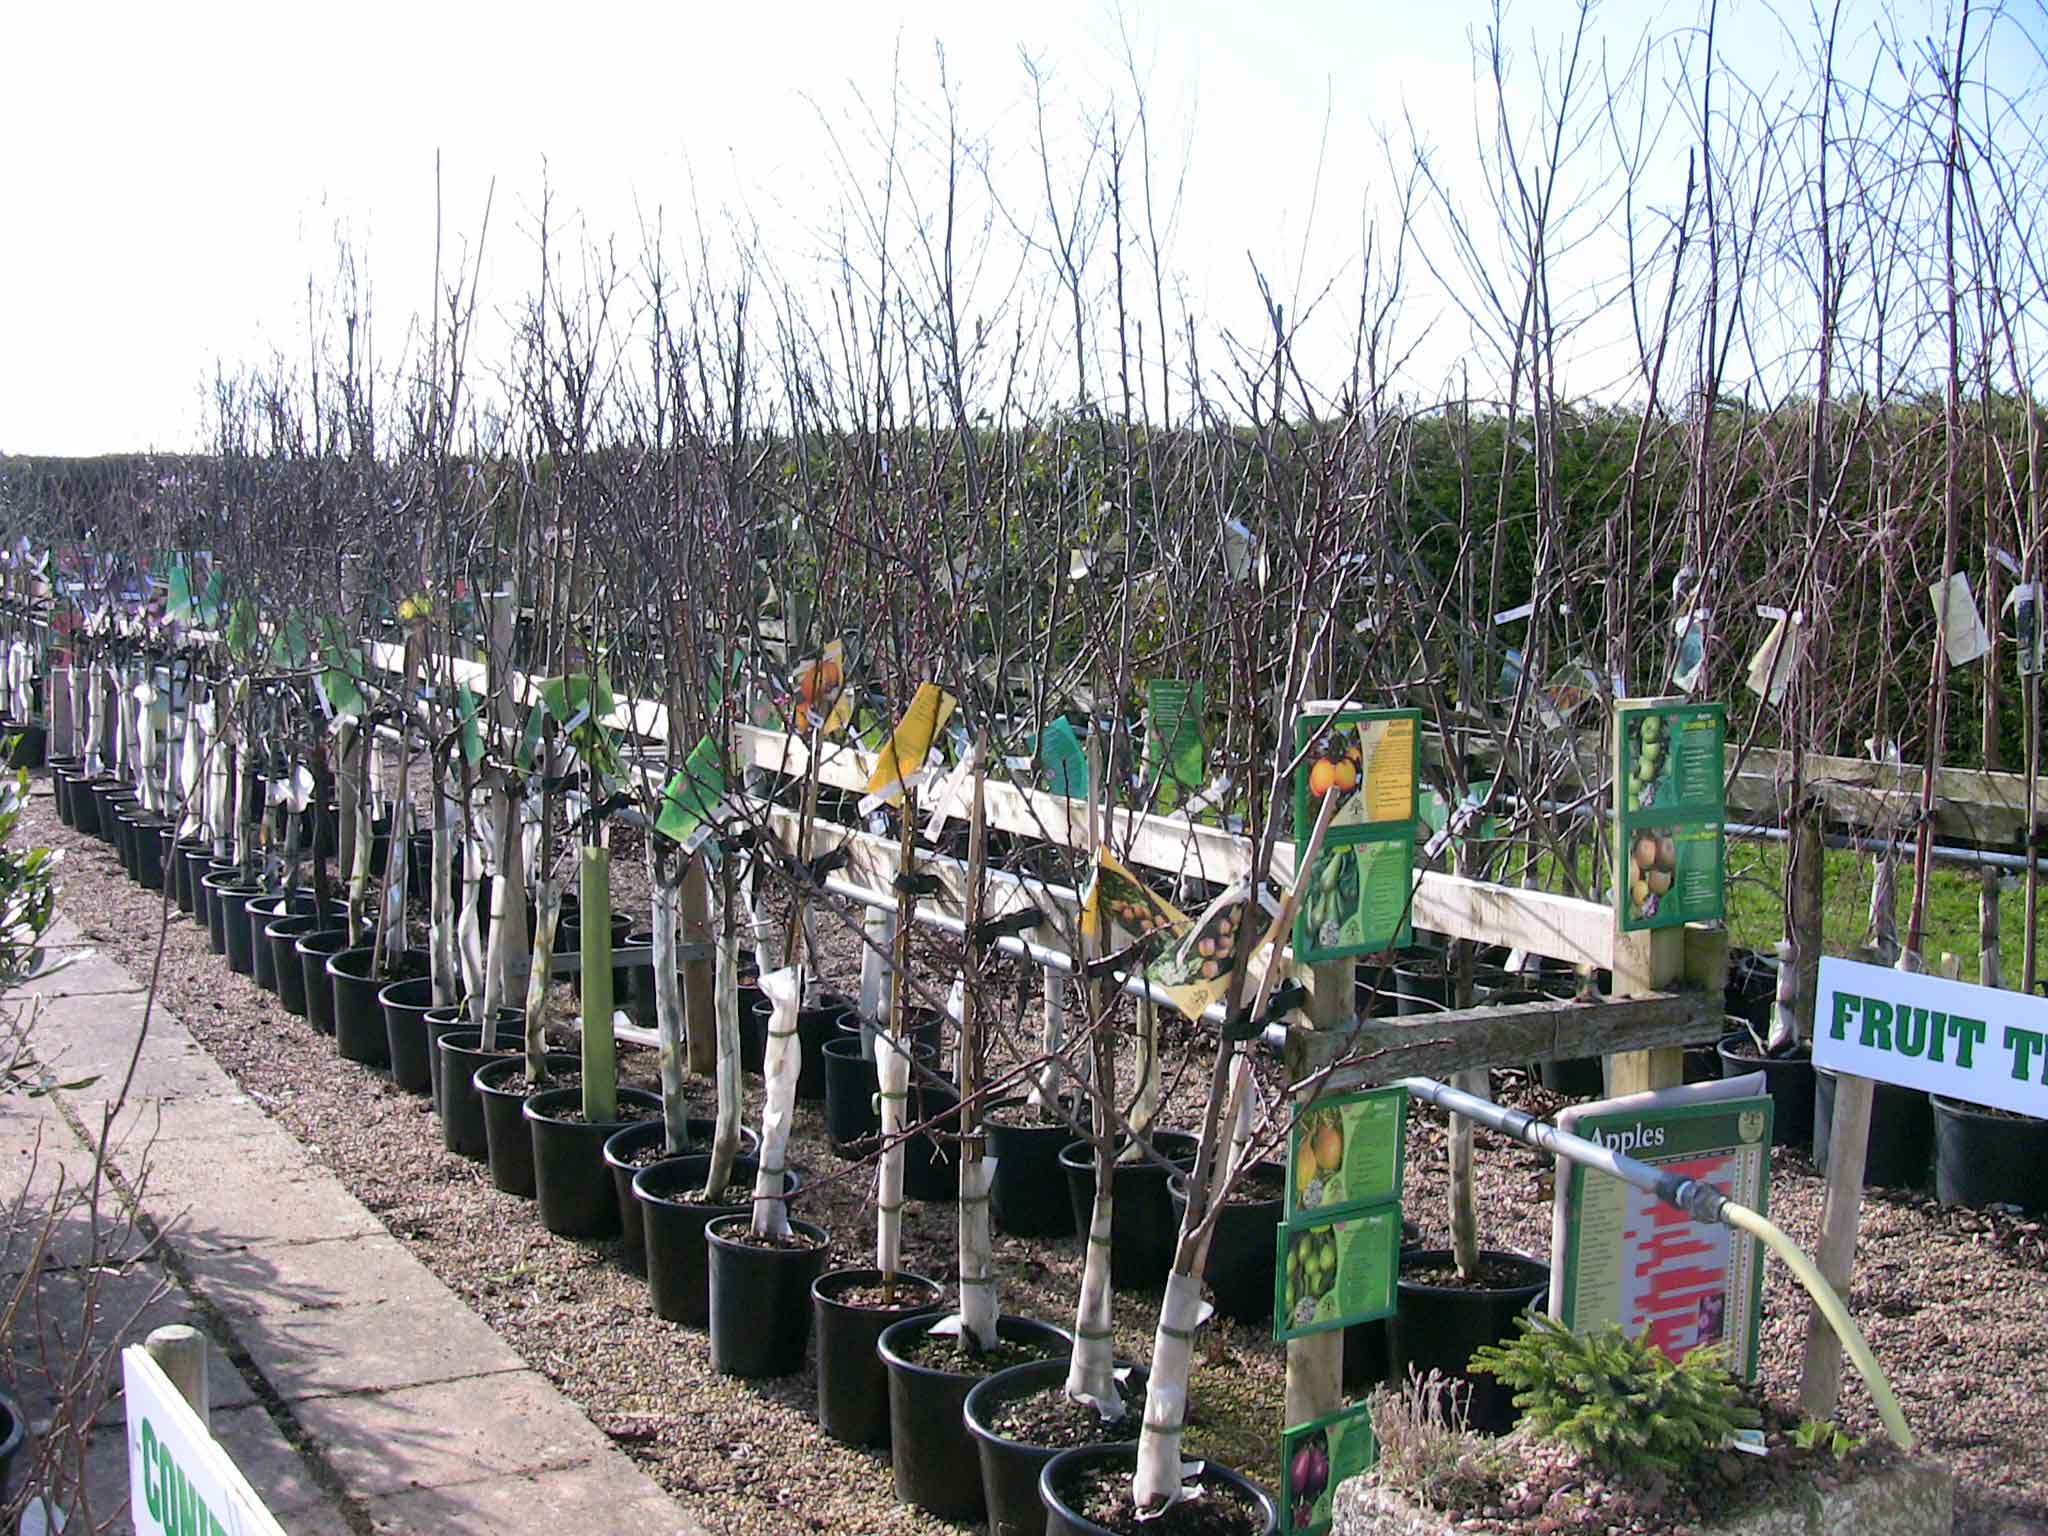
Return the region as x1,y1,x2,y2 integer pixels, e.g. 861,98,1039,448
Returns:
5,912,703,1534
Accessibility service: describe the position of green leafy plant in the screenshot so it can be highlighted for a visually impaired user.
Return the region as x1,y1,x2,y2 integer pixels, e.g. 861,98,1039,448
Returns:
0,755,60,993
1791,1417,1856,1458
1470,1313,1760,1477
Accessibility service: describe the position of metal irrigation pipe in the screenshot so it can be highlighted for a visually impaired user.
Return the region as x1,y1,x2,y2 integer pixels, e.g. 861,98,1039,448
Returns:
1398,1072,1914,1452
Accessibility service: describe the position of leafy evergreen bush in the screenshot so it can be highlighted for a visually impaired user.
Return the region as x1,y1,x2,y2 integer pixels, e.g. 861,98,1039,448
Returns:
1470,1313,1759,1476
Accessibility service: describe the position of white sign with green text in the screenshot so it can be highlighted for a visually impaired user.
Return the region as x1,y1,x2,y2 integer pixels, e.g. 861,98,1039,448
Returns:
1814,956,2048,1117
124,1347,288,1536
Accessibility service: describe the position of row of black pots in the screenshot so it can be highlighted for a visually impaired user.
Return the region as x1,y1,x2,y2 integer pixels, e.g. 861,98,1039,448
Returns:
64,761,1281,1536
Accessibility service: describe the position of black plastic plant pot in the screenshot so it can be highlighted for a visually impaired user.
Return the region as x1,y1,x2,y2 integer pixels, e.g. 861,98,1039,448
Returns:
560,911,634,1003
811,1267,944,1447
1933,1095,2048,1213
246,893,341,996
215,882,264,976
525,1084,664,1238
705,1215,830,1378
903,1079,964,1202
841,1005,946,1064
110,808,139,879
1168,1161,1284,1325
967,1359,1153,1536
262,913,327,1016
476,1052,581,1196
50,761,81,827
127,814,169,889
200,864,239,954
795,998,854,1101
738,989,769,1075
437,1030,519,1158
91,782,133,844
604,1119,760,1261
1058,1131,1201,1292
294,929,351,1035
878,1314,1074,1522
328,946,428,1068
987,1100,1080,1239
379,977,441,1094
1718,1032,1816,1149
178,845,214,922
1392,953,1450,1016
1341,1218,1422,1394
1815,1069,1933,1189
1038,1443,1276,1536
1387,1248,1550,1436
0,1386,22,1505
68,775,104,835
635,1154,801,1326
427,1006,523,1109
823,1036,938,1155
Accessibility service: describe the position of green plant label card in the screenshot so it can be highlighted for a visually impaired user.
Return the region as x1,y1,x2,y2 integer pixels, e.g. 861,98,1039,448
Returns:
1285,1087,1407,1221
1036,715,1090,798
1144,679,1204,810
1294,831,1412,962
1279,1400,1377,1536
1273,1201,1401,1341
1614,701,1726,932
655,736,727,847
1294,708,1419,839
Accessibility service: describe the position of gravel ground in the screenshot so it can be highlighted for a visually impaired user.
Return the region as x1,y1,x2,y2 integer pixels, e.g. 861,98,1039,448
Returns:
28,785,2048,1534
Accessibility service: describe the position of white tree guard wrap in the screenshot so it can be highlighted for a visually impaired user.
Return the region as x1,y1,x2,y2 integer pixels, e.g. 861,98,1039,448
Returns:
1131,1269,1214,1509
177,704,203,840
957,1156,999,1349
875,1029,912,1275
648,851,689,1153
133,683,158,814
1065,1166,1122,1416
702,918,745,1198
859,905,895,1030
752,965,803,1239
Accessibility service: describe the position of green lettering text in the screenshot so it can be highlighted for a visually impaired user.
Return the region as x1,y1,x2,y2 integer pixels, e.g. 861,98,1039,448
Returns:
1898,1007,1929,1058
1860,998,1894,1051
1952,1015,1987,1069
1926,1013,1949,1064
141,1418,160,1523
2008,1027,2047,1083
1829,989,1859,1042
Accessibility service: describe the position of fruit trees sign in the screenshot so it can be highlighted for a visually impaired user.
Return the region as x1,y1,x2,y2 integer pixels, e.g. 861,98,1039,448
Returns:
124,1347,287,1536
1614,699,1726,932
1814,955,2048,1118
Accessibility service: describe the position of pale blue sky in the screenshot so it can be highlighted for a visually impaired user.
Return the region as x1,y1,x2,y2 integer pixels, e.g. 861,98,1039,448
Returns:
3,1,2041,454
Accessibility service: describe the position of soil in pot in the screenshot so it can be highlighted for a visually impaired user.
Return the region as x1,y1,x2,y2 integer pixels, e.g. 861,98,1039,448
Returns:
1168,1161,1285,1325
328,946,428,1069
1040,1443,1276,1536
1387,1248,1550,1435
436,1030,519,1159
603,1118,760,1263
1815,1068,1933,1189
526,1085,665,1239
988,1097,1080,1238
811,1267,944,1447
966,1358,1151,1536
294,929,351,1036
1719,1032,1816,1149
379,977,441,1094
878,1312,1073,1522
705,1215,830,1377
634,1154,799,1326
1059,1131,1201,1291
1933,1095,2048,1213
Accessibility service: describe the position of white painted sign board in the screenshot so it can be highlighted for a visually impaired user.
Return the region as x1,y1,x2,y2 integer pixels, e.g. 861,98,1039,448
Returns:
123,1347,287,1536
1814,955,2048,1117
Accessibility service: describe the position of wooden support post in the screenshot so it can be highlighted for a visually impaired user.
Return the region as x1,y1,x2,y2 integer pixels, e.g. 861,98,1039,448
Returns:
1284,957,1353,1427
145,1324,210,1427
1607,925,1686,1095
1800,1067,1873,1417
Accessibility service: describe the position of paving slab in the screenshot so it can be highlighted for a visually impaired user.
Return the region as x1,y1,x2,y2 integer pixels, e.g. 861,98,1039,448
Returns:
14,900,708,1535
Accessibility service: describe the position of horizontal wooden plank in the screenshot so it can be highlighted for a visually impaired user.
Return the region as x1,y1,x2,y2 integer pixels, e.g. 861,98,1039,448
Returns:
1288,990,1723,1092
